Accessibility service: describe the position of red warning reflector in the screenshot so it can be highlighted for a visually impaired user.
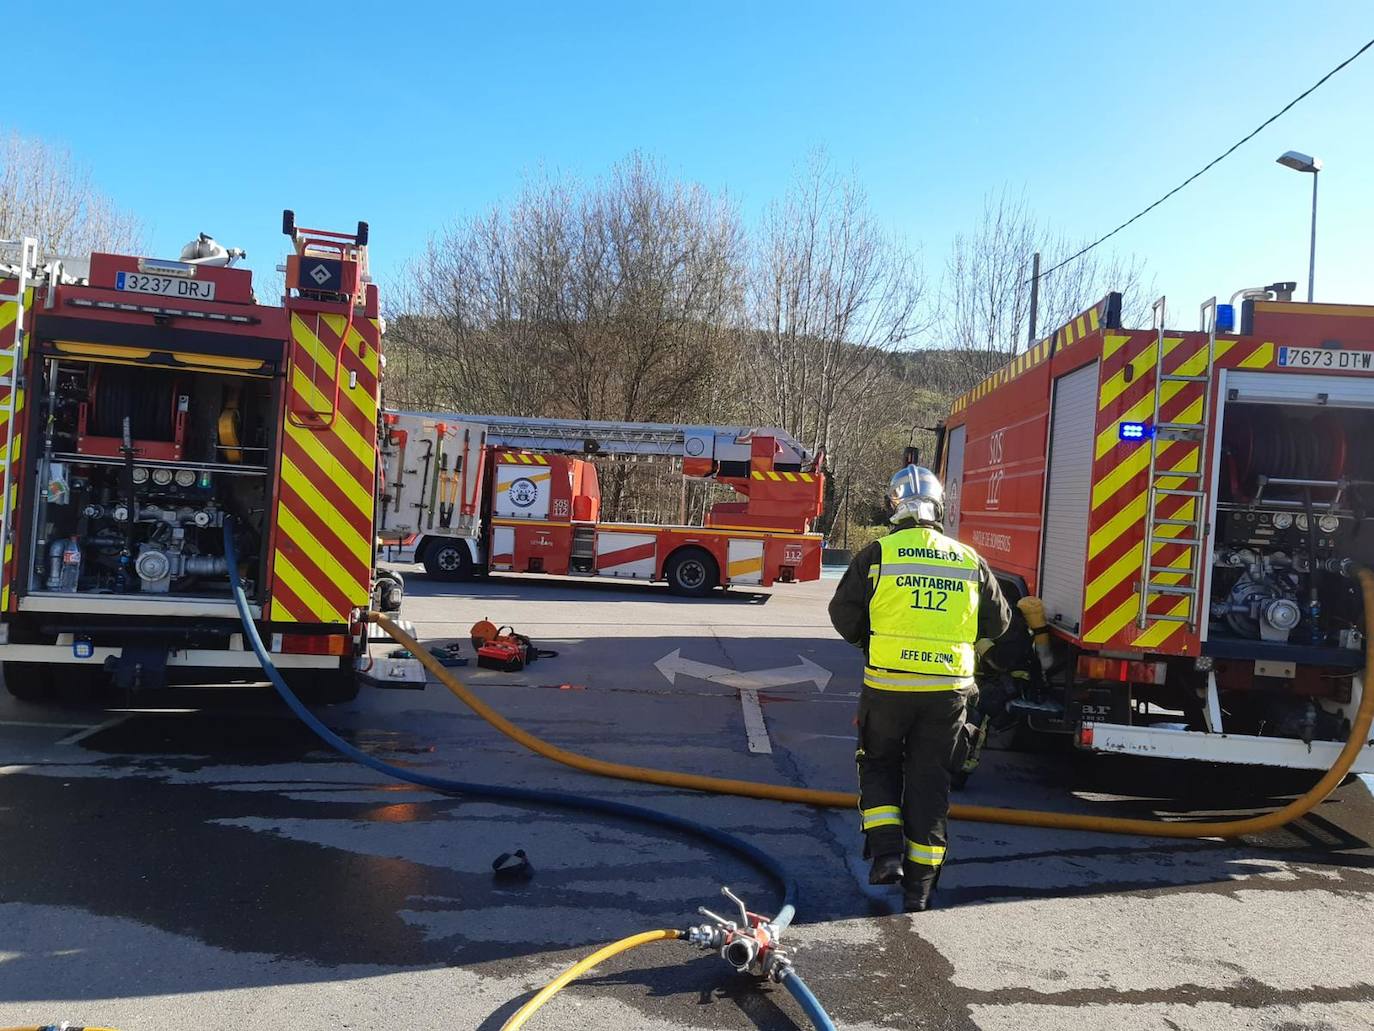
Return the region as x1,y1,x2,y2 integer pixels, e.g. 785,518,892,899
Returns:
281,633,349,656
1078,725,1094,749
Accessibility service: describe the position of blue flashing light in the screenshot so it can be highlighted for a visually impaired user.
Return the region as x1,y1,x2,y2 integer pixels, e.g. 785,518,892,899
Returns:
1216,304,1236,333
1119,421,1154,442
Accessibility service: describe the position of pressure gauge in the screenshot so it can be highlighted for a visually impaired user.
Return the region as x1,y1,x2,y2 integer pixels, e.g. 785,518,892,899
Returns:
151,467,174,486
131,466,150,485
1319,514,1340,534
174,468,197,487
1296,514,1310,531
1272,512,1293,530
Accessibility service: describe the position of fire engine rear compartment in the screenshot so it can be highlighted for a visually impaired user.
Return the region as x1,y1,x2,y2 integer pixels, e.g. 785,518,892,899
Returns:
1205,371,1374,660
19,353,276,612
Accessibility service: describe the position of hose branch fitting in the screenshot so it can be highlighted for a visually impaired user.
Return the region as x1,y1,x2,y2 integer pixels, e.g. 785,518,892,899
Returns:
688,886,788,978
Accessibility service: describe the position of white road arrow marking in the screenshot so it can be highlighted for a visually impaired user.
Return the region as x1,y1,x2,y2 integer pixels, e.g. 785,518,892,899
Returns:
738,689,772,755
653,649,833,693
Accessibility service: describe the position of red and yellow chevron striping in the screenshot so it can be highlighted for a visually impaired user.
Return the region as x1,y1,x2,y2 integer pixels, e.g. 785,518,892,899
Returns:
749,470,816,482
0,287,29,612
1079,330,1278,654
949,299,1108,415
268,311,381,625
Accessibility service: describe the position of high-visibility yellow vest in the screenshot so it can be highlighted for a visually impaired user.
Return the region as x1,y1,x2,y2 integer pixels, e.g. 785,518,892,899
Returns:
866,525,981,688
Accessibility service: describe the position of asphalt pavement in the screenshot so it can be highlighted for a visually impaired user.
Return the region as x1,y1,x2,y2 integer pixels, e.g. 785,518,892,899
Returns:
2,571,1372,1030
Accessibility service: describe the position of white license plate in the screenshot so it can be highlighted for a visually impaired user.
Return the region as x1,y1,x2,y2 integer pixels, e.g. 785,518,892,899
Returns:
115,271,216,301
1277,346,1374,371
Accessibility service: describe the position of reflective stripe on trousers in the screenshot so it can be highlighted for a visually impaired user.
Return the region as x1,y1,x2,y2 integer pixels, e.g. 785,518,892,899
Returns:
860,804,902,832
906,839,947,867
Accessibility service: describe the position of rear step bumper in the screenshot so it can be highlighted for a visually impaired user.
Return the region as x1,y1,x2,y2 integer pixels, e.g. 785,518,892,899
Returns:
1084,721,1374,773
0,642,339,670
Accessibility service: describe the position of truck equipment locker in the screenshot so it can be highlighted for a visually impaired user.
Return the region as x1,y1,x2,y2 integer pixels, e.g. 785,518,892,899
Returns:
1039,361,1099,632
0,214,382,703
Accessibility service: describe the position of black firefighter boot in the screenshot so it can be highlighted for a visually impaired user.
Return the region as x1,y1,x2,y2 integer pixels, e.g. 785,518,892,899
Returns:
869,854,905,885
902,861,944,913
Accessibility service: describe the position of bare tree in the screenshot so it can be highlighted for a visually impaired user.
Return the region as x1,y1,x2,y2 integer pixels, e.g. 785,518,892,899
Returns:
391,154,743,518
744,153,929,534
0,130,141,255
1035,234,1153,334
942,191,1039,381
942,189,1151,385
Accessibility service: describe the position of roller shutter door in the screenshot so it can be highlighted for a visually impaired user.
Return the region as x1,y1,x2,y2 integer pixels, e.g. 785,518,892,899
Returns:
1039,362,1099,631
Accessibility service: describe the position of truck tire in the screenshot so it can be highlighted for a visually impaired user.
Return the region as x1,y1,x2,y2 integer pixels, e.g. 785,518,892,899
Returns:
282,667,360,705
3,661,50,702
423,540,474,582
665,548,719,597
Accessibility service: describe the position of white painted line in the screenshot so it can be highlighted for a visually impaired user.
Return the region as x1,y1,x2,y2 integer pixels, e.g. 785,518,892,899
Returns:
55,715,128,746
0,718,95,730
740,687,772,755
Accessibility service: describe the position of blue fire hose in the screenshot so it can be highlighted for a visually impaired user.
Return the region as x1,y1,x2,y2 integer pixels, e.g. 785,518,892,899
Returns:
223,518,837,1027
782,970,839,1031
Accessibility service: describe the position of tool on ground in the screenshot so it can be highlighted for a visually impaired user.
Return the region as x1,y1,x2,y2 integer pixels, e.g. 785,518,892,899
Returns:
471,620,558,672
428,643,468,667
491,849,534,881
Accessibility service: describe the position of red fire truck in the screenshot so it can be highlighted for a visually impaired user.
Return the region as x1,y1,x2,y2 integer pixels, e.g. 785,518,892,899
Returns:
378,412,826,594
939,286,1374,773
0,213,382,703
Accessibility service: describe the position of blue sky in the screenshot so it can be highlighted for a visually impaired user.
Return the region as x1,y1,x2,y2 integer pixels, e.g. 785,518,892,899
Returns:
18,2,1374,331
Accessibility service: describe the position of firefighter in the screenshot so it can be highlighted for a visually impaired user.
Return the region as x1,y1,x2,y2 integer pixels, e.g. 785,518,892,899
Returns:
828,465,1011,911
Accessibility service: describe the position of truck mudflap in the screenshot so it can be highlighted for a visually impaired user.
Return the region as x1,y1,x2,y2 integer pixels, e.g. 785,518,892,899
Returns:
1081,719,1374,773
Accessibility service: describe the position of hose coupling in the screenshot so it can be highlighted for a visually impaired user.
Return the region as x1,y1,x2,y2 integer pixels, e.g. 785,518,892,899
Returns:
721,933,760,972
761,947,794,983
686,922,727,950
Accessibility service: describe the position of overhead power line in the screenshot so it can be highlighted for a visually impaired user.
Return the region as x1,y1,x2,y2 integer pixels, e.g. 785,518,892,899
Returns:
1029,36,1374,284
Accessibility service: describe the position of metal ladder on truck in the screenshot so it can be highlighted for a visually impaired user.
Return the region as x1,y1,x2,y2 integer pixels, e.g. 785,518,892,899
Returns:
0,238,38,601
1136,296,1218,631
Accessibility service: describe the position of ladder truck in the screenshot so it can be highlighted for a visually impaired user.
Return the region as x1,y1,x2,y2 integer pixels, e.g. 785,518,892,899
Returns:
938,286,1374,773
0,213,383,704
377,412,826,595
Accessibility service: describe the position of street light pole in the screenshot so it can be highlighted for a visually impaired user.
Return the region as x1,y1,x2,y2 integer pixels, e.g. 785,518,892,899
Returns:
1276,150,1322,303
1307,169,1318,303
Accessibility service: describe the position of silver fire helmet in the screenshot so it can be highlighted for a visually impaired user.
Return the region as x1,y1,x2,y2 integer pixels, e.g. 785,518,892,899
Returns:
889,465,944,525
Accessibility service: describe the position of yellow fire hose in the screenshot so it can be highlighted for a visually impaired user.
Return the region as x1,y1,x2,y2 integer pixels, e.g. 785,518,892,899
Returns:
499,929,682,1031
370,567,1374,838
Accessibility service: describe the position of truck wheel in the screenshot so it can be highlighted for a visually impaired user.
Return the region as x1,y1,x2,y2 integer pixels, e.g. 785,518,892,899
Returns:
423,541,474,582
3,661,50,702
282,667,360,705
665,548,719,597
